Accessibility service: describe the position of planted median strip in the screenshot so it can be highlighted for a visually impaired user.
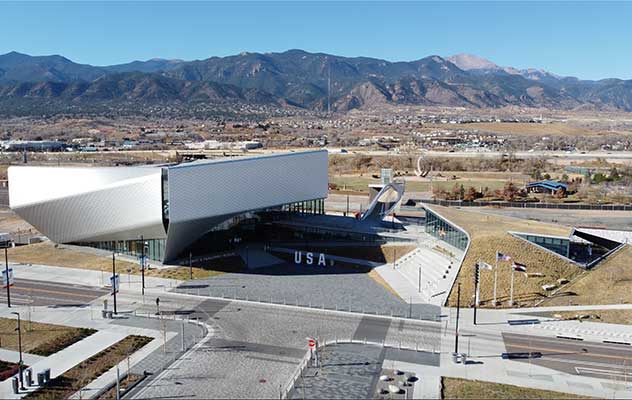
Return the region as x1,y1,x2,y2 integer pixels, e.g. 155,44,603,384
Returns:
24,335,152,400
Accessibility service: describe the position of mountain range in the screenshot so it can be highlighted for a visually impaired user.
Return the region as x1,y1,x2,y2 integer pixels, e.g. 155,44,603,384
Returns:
1,49,631,115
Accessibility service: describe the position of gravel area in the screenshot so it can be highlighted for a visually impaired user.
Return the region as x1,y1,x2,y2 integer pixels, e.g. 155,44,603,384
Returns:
175,262,441,320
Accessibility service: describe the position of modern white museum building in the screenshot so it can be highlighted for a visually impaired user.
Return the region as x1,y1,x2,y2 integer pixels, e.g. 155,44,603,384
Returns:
8,150,329,263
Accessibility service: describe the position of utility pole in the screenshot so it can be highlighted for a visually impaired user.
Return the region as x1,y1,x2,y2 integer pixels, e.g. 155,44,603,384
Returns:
112,252,118,315
4,246,10,308
418,266,422,293
454,283,461,354
11,312,24,390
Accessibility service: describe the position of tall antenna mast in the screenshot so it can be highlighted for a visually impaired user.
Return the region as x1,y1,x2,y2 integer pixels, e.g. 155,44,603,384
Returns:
327,59,331,115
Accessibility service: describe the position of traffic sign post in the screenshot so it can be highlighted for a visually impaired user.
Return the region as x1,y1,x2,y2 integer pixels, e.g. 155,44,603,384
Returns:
1,267,14,288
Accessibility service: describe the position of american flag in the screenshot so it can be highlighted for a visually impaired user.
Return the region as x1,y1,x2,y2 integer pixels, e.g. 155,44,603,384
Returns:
512,262,527,273
496,252,512,262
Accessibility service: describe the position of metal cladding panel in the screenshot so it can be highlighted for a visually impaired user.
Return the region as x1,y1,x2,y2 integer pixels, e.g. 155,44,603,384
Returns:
163,150,328,260
9,166,165,243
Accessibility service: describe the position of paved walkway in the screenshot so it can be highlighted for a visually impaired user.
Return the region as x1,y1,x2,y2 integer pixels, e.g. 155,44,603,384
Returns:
0,349,44,366
9,262,181,294
0,330,128,399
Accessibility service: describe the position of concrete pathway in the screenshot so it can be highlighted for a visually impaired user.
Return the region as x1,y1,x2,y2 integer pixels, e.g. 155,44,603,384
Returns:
0,330,128,399
9,262,181,294
0,349,44,366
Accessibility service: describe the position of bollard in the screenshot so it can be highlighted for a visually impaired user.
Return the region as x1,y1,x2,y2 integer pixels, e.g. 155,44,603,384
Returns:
37,372,45,386
26,368,33,386
12,377,19,394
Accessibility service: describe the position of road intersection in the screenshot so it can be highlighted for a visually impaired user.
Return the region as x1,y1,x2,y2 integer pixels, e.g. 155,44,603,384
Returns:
2,262,632,398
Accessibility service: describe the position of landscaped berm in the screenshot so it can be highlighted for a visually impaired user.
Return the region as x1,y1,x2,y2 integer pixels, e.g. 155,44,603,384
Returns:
432,205,584,308
441,377,592,399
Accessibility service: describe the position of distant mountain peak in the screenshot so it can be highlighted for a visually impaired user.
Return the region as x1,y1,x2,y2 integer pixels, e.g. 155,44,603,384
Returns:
447,54,500,71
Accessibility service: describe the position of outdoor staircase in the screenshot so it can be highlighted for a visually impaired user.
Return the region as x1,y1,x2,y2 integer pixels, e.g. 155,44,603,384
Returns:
376,242,460,306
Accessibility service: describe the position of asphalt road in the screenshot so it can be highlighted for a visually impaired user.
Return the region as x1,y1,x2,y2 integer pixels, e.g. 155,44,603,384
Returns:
503,332,632,380
0,278,109,306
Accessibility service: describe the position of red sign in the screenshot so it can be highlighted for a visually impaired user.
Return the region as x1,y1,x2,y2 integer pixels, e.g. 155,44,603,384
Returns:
308,339,315,348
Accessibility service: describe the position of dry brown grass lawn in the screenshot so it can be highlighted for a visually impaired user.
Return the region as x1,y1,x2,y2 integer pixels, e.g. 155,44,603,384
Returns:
442,377,593,399
553,309,632,325
0,318,95,355
540,245,632,307
433,206,583,308
7,242,225,280
443,122,599,136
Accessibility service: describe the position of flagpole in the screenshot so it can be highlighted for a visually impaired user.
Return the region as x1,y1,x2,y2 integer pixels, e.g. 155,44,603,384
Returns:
493,257,498,307
509,265,515,307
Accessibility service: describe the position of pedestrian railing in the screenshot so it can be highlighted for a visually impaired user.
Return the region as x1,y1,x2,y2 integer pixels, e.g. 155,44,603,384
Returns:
171,285,443,323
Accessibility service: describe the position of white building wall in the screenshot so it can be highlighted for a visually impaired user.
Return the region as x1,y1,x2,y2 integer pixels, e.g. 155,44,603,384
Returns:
8,166,165,243
163,150,328,260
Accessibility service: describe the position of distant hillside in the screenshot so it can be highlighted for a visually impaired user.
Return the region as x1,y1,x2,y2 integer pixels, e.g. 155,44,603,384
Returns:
1,49,632,115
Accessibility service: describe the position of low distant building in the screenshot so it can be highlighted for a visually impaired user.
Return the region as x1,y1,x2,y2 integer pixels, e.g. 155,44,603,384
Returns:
525,180,568,195
1,140,65,152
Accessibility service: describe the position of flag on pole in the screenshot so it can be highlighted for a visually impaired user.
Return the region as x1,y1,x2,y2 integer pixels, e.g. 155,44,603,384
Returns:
496,252,511,262
479,261,493,270
512,262,527,273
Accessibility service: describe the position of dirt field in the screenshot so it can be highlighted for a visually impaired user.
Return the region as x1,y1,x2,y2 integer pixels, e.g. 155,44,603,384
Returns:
0,318,95,355
441,377,592,399
7,242,225,280
330,172,527,194
540,245,632,307
433,205,582,308
439,121,622,137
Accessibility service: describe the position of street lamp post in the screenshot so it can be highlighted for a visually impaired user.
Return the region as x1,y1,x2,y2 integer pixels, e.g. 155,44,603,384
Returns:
112,252,118,315
454,283,461,354
139,235,145,296
11,312,25,390
4,245,11,308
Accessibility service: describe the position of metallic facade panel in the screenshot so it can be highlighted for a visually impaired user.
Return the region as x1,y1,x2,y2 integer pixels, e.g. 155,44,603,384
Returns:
163,150,328,260
9,150,329,263
8,166,165,243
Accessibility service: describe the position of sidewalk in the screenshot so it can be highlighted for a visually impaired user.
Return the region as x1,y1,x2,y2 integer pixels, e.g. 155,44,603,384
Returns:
0,330,128,399
0,349,44,366
10,262,181,294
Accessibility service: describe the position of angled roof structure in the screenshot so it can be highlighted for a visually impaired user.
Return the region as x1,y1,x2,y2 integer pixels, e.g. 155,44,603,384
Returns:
9,150,328,262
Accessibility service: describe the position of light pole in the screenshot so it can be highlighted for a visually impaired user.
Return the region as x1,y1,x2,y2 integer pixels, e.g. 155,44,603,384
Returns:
4,245,11,308
112,252,118,315
139,235,146,296
454,283,461,354
11,312,25,390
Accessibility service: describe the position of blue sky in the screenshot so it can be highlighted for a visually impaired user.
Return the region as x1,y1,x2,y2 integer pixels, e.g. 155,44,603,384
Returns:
1,1,631,80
